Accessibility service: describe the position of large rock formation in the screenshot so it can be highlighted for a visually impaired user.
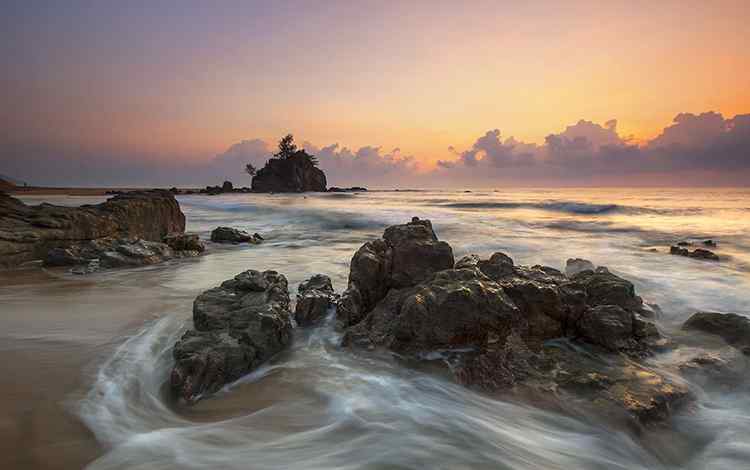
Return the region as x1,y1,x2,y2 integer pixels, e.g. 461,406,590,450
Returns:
170,270,293,403
0,190,185,268
338,218,688,426
251,152,327,192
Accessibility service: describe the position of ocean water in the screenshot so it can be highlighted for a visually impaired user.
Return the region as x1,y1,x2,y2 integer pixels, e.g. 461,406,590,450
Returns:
2,188,749,469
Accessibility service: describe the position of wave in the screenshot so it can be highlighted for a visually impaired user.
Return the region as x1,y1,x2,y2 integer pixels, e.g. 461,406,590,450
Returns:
440,200,700,216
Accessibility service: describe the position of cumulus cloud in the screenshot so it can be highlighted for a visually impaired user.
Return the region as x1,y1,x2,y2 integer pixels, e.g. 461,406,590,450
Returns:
437,112,750,185
303,142,420,186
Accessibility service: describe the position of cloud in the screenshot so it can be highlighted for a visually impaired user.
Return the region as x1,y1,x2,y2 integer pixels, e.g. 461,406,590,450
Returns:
436,112,750,185
2,111,749,187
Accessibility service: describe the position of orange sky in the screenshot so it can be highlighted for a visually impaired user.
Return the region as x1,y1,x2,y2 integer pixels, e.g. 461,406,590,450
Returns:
3,1,750,173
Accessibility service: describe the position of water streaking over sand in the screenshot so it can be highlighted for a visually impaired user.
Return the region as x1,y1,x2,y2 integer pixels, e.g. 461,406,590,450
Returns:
2,188,749,469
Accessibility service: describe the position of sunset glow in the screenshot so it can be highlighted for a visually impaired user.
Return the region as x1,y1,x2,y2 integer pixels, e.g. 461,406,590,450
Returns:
2,1,749,186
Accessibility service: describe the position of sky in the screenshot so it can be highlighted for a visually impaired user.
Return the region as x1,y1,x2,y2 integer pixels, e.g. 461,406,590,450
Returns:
1,0,749,187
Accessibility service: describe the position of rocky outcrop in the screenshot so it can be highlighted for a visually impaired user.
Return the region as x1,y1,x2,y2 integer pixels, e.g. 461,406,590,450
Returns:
210,227,263,244
338,219,684,426
337,217,454,329
0,190,185,268
170,270,293,403
251,152,327,193
294,274,337,326
683,312,750,354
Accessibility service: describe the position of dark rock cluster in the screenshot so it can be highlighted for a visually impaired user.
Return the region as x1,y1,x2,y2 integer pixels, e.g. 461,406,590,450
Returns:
336,218,689,426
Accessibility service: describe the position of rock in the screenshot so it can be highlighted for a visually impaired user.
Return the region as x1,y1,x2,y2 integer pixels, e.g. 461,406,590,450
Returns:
342,267,520,353
670,245,720,261
690,248,720,261
43,237,197,272
251,151,327,193
565,258,595,277
294,274,337,326
327,186,368,192
676,241,691,246
170,270,293,403
683,312,750,354
702,239,717,247
339,222,680,425
456,340,690,427
578,305,635,351
164,233,205,252
337,218,454,329
221,181,234,192
678,348,748,388
0,190,185,269
210,226,263,244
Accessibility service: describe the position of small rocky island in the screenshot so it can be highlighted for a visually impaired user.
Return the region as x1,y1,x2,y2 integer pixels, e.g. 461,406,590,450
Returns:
250,134,327,193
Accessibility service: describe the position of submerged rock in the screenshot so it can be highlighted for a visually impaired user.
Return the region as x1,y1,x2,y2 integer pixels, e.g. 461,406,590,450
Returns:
164,232,205,253
170,270,293,403
295,274,337,326
338,218,680,426
670,245,720,261
210,226,263,244
0,190,185,268
44,237,199,272
683,312,750,354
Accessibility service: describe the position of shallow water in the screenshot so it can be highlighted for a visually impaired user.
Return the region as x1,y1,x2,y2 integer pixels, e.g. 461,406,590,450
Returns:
2,188,749,469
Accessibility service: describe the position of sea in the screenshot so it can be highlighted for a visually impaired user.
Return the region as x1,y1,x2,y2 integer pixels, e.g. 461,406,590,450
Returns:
1,188,749,469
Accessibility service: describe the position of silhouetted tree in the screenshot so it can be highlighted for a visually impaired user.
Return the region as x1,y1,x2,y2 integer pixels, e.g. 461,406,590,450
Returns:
245,163,257,177
274,134,297,159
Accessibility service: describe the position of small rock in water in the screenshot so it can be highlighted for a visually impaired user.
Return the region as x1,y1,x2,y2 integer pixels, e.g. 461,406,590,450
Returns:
670,245,719,261
683,312,750,354
163,232,205,252
703,239,717,247
295,274,337,326
210,226,263,244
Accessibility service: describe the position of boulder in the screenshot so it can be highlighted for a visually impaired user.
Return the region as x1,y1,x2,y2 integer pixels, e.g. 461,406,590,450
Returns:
210,226,263,244
251,151,327,193
683,312,750,354
337,217,454,329
164,233,205,253
295,274,337,326
565,258,595,277
0,190,185,268
170,270,293,403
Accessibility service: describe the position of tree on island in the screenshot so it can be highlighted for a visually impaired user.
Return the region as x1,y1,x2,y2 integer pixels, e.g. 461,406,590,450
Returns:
245,163,257,177
274,134,297,159
272,134,318,166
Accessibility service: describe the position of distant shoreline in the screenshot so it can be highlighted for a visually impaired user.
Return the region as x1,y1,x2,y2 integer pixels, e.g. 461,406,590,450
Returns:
6,187,152,196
